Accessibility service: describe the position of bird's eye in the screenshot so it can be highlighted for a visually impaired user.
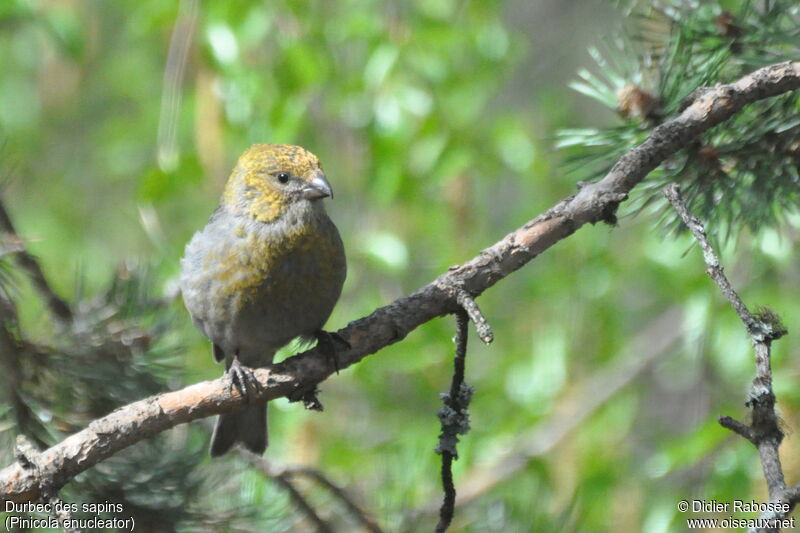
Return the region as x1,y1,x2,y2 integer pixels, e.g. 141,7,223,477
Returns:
276,172,290,184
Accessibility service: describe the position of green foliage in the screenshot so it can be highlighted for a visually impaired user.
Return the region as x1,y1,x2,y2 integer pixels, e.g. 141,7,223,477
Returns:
561,0,800,242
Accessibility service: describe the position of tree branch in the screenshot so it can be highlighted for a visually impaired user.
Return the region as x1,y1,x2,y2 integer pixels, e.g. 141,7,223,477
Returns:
1,60,799,503
664,184,794,532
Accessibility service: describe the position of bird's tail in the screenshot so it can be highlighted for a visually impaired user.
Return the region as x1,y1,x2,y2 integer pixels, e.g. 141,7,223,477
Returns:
209,404,268,457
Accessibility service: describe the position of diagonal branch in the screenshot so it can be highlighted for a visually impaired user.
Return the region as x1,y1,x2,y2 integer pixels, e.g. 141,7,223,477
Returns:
1,60,799,503
664,184,794,533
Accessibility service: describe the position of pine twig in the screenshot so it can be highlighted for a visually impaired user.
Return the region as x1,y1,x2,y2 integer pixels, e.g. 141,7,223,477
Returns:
239,450,385,533
240,451,334,533
284,466,385,533
0,197,72,324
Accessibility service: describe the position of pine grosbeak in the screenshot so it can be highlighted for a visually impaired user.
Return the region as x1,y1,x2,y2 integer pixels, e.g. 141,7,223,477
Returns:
180,143,346,456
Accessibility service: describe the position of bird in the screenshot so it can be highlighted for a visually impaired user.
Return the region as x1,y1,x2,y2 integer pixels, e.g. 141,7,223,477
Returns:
179,143,346,456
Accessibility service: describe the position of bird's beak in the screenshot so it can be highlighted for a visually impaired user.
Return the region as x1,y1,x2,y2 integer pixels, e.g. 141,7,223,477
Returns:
303,171,334,200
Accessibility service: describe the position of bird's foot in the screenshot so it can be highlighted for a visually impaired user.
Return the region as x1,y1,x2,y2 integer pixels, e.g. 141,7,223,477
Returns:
228,355,259,403
314,330,350,375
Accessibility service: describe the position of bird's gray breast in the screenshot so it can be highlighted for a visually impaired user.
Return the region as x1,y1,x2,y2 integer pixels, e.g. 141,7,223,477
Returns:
180,204,345,363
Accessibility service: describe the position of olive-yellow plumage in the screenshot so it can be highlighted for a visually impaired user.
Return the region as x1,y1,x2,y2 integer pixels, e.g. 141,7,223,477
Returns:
180,143,346,456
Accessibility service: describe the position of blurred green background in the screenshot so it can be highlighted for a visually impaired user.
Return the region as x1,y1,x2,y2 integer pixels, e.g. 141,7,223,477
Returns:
2,0,799,531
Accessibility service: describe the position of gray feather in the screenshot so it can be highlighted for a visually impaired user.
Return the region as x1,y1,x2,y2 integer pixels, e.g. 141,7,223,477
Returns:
210,405,268,457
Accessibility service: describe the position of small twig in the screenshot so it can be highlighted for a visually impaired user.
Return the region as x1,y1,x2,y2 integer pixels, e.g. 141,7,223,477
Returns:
0,198,72,324
718,415,755,442
240,451,334,533
284,466,385,533
663,185,759,333
435,310,472,533
455,290,493,344
447,312,469,405
239,450,385,533
664,184,794,532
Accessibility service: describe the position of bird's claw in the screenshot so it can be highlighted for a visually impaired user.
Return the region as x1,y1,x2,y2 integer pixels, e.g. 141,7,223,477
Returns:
228,356,259,402
314,330,349,374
